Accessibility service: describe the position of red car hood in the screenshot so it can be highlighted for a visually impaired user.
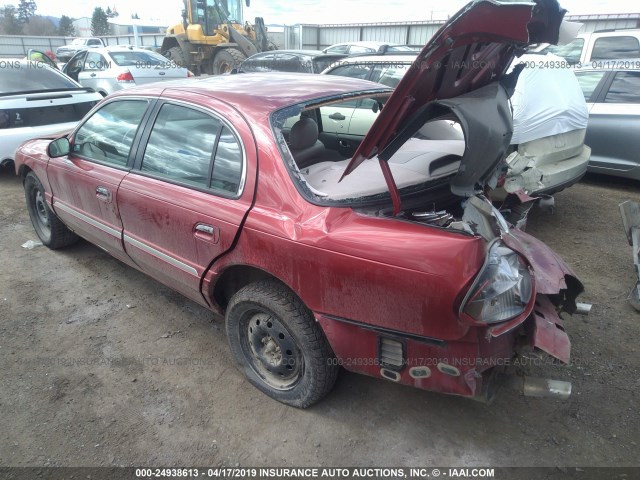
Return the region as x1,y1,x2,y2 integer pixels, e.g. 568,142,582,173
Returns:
341,0,566,202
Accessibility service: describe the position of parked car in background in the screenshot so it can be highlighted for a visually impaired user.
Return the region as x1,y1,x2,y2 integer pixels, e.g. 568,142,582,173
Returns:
498,53,591,199
14,0,582,408
62,46,193,97
541,29,640,65
238,50,347,74
573,63,640,179
56,37,105,63
322,41,417,55
323,47,592,205
0,59,101,169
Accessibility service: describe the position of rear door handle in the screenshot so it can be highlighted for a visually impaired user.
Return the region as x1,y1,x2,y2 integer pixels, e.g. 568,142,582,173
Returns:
329,112,346,121
90,73,96,77
96,186,109,196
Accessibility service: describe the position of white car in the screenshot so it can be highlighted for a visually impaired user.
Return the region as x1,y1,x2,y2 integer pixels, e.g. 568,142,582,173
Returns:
62,46,193,97
322,41,417,55
0,59,102,169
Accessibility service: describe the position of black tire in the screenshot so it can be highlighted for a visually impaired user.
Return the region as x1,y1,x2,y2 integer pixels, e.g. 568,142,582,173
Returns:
211,48,246,75
225,280,338,408
163,46,187,68
24,172,78,249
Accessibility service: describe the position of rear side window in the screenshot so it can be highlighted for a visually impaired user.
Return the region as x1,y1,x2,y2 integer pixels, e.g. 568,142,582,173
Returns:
325,64,371,80
325,45,348,54
574,71,607,101
591,37,640,60
370,64,410,88
275,54,312,73
543,38,584,64
604,72,640,103
349,45,375,54
141,103,243,193
73,100,148,167
240,53,276,72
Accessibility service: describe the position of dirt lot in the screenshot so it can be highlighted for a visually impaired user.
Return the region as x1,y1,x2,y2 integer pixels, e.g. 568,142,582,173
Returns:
0,166,638,469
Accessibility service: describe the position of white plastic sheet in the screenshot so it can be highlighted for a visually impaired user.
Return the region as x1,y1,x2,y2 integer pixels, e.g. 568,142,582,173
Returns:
510,53,589,145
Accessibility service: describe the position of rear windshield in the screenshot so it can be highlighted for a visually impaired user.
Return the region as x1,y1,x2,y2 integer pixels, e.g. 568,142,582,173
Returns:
110,51,170,67
0,61,80,94
271,91,465,207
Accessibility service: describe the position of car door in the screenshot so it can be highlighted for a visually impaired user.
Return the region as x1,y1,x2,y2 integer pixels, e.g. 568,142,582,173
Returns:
586,70,640,174
321,64,373,135
79,51,108,93
116,97,255,306
63,50,88,83
46,98,153,266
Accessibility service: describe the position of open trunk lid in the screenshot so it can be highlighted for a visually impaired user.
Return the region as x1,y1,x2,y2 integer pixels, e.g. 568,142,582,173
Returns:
340,0,567,207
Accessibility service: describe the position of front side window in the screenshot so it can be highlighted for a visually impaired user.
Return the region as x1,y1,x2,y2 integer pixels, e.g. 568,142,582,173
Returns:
604,72,640,103
73,100,148,167
591,37,640,60
141,103,243,193
574,71,607,101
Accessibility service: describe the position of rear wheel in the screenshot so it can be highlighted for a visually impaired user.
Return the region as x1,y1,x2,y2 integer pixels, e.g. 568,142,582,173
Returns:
24,172,78,249
225,280,338,408
163,46,187,68
210,48,246,75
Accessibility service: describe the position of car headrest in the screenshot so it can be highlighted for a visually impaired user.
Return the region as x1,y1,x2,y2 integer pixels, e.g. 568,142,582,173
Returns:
290,117,319,151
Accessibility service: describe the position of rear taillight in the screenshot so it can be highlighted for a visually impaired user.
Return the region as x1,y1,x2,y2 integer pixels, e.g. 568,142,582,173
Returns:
460,241,533,324
187,70,194,77
116,71,134,82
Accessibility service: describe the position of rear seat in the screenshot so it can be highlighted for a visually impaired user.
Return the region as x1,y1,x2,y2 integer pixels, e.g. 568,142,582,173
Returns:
301,139,465,200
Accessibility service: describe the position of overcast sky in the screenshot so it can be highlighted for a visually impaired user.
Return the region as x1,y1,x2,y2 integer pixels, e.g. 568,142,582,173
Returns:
31,0,639,25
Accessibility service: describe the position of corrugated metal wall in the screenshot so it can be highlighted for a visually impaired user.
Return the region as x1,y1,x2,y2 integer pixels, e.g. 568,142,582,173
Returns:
282,14,639,50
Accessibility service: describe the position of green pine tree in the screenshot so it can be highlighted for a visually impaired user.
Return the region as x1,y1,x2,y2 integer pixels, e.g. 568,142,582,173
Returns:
0,5,23,34
58,14,75,36
17,0,36,24
90,7,109,36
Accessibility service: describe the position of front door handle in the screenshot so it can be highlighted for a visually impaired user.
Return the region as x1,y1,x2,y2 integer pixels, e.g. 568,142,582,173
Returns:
329,112,346,121
90,73,97,77
195,224,215,234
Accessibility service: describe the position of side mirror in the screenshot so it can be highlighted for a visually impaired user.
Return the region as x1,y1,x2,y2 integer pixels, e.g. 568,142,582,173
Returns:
47,137,70,158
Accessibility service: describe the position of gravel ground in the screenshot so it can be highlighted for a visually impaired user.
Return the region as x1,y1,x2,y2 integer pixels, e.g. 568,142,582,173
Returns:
0,166,638,469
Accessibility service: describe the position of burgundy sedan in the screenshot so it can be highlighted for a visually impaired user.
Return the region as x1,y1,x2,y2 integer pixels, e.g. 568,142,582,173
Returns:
15,0,583,407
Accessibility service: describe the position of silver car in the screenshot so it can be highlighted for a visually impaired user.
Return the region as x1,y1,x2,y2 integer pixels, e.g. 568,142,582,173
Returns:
62,46,193,97
574,64,640,179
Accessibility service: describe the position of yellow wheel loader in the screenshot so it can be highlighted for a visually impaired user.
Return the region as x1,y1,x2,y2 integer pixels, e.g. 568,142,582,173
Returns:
161,0,274,75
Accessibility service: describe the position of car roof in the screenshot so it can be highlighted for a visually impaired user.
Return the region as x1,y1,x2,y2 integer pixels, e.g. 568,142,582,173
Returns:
331,41,398,48
89,46,157,54
246,50,324,58
115,72,391,115
578,29,640,38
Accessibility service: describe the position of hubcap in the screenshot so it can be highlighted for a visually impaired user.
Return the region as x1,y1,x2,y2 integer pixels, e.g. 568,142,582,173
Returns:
242,312,303,390
34,189,50,229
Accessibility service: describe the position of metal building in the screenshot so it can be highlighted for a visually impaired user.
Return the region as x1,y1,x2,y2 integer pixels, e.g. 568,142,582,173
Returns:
283,13,640,50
